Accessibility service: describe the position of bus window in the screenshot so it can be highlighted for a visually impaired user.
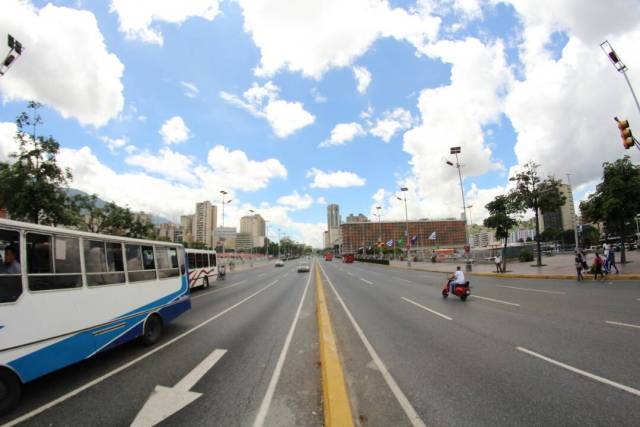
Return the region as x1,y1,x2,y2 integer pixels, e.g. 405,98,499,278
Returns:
126,244,156,282
196,253,205,268
188,253,196,270
0,228,22,303
156,246,179,279
209,253,216,267
85,240,125,286
27,233,82,291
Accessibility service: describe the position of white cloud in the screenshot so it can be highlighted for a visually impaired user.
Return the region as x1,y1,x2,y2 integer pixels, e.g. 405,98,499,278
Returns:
320,122,365,147
400,37,510,219
311,87,327,103
159,116,190,144
220,81,315,138
276,191,314,210
501,0,640,187
370,108,414,142
109,0,220,45
58,144,287,221
0,122,18,162
125,147,196,184
353,66,372,94
0,1,124,126
180,81,199,98
316,196,327,205
307,168,366,189
238,0,440,79
100,136,128,153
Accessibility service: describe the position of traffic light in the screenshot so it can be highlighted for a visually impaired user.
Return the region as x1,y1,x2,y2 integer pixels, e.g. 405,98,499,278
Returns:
615,117,635,149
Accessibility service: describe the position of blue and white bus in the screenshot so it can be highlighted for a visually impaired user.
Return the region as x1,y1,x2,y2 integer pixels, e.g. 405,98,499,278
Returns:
0,218,191,413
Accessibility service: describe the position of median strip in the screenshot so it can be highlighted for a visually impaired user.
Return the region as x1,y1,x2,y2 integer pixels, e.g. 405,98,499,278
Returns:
315,263,355,427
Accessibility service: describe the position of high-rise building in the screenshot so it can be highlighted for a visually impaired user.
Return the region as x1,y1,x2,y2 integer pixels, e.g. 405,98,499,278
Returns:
214,226,237,250
235,232,253,251
180,214,194,244
327,204,341,228
155,223,181,242
346,213,369,223
540,183,577,232
240,214,266,247
192,201,217,248
323,230,330,248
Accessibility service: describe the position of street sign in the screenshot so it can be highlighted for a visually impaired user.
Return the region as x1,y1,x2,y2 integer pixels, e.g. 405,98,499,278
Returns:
450,146,461,154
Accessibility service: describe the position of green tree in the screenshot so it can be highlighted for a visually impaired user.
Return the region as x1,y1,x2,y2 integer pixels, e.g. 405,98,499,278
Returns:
510,162,566,266
0,102,72,225
580,224,600,247
483,194,519,272
580,156,640,263
71,194,154,239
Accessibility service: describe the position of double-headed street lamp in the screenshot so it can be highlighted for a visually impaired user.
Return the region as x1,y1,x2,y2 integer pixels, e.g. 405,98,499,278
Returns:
0,35,23,77
446,147,470,261
396,187,410,267
601,40,640,115
373,205,383,256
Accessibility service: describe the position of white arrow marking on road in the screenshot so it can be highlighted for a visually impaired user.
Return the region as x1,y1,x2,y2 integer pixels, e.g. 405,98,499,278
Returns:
131,349,227,427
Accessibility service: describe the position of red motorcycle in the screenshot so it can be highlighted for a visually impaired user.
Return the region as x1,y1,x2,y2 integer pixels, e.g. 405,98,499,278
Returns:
442,279,470,301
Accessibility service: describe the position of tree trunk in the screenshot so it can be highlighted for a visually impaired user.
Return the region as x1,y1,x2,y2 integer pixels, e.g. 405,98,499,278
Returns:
534,209,542,266
621,232,627,264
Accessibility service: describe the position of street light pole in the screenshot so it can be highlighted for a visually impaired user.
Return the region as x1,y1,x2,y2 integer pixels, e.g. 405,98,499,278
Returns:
566,173,580,251
447,147,470,260
248,209,256,267
219,190,232,264
601,40,640,115
398,187,410,267
374,206,382,257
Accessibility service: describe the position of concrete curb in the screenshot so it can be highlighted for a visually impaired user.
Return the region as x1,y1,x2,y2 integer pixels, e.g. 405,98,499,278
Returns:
315,263,354,427
386,264,640,281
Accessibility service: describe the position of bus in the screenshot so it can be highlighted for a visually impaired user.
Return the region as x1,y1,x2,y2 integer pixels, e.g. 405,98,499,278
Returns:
185,248,217,289
0,219,191,413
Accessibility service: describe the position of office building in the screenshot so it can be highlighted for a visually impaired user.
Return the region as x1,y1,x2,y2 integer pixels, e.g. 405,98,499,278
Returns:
214,226,237,250
235,232,253,251
540,183,577,232
327,204,341,228
340,220,466,254
155,223,181,243
240,214,266,247
346,213,369,223
323,230,330,248
180,215,194,244
192,201,217,248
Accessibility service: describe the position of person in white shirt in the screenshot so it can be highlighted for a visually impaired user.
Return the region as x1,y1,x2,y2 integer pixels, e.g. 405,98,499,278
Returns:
449,266,465,293
494,254,502,273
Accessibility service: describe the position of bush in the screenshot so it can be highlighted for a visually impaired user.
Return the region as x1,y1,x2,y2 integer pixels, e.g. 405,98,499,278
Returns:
519,250,534,262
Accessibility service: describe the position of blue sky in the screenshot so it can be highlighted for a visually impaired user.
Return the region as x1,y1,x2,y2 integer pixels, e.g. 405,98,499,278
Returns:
1,0,639,247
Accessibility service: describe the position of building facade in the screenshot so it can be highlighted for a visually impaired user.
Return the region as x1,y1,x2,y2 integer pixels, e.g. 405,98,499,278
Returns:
340,220,466,254
180,214,194,244
235,232,253,251
327,204,341,228
214,226,237,250
346,213,369,223
540,183,577,232
323,230,330,248
240,214,266,247
192,201,217,248
155,222,181,243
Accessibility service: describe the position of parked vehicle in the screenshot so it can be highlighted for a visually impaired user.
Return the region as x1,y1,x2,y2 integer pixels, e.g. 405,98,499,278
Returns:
342,254,354,263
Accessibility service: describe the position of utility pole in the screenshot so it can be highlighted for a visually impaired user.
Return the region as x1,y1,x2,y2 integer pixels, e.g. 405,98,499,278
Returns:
397,187,410,267
373,206,382,257
219,190,232,265
566,173,580,251
447,147,470,269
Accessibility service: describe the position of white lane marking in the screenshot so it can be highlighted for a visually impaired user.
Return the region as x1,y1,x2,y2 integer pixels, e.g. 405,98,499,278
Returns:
496,285,565,295
402,297,453,321
360,278,374,285
258,273,266,277
605,320,640,330
347,272,354,276
398,278,413,283
283,273,289,278
3,280,280,427
253,265,314,427
191,280,248,300
132,349,227,427
318,264,426,427
516,346,640,398
472,294,520,307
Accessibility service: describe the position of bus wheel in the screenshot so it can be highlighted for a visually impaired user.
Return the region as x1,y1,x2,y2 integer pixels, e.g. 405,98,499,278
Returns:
142,314,163,346
203,276,210,289
0,368,21,415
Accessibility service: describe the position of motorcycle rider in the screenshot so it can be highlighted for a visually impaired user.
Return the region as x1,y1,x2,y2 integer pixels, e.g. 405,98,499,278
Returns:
448,265,466,294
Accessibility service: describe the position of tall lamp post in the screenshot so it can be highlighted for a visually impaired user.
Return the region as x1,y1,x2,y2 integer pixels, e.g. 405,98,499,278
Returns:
566,173,580,251
0,35,24,77
248,209,256,267
396,187,410,267
446,146,470,264
373,205,383,257
219,190,233,264
601,40,640,115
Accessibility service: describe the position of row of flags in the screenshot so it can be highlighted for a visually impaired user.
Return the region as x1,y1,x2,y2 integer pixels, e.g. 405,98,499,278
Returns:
383,232,437,248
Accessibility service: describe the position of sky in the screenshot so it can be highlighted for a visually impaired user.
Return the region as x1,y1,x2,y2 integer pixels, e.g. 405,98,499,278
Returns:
1,0,640,248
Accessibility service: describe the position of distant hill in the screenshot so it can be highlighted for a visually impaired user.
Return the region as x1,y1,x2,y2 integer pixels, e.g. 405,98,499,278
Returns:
65,188,174,225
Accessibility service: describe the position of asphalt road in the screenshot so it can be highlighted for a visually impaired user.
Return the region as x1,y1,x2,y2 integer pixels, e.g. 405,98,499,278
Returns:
0,261,322,427
319,260,640,426
3,258,640,426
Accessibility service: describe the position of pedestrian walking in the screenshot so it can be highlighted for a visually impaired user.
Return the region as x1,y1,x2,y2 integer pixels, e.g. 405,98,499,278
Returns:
580,250,588,271
608,249,619,274
574,251,584,281
494,253,502,273
593,252,604,280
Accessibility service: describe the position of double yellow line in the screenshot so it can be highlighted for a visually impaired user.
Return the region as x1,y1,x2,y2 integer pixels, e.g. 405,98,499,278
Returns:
315,263,355,426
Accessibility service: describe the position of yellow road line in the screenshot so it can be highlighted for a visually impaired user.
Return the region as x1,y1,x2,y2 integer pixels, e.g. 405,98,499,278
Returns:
315,262,355,427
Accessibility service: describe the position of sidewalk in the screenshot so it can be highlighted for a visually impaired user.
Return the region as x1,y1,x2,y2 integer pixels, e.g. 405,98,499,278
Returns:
388,250,640,281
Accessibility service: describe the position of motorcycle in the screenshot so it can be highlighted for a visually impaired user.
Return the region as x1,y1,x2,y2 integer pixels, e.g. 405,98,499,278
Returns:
442,279,470,301
218,266,226,281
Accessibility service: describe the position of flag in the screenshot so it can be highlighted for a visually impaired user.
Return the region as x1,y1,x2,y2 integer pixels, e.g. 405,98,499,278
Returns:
428,231,436,240
386,239,394,247
410,235,418,246
398,238,404,246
